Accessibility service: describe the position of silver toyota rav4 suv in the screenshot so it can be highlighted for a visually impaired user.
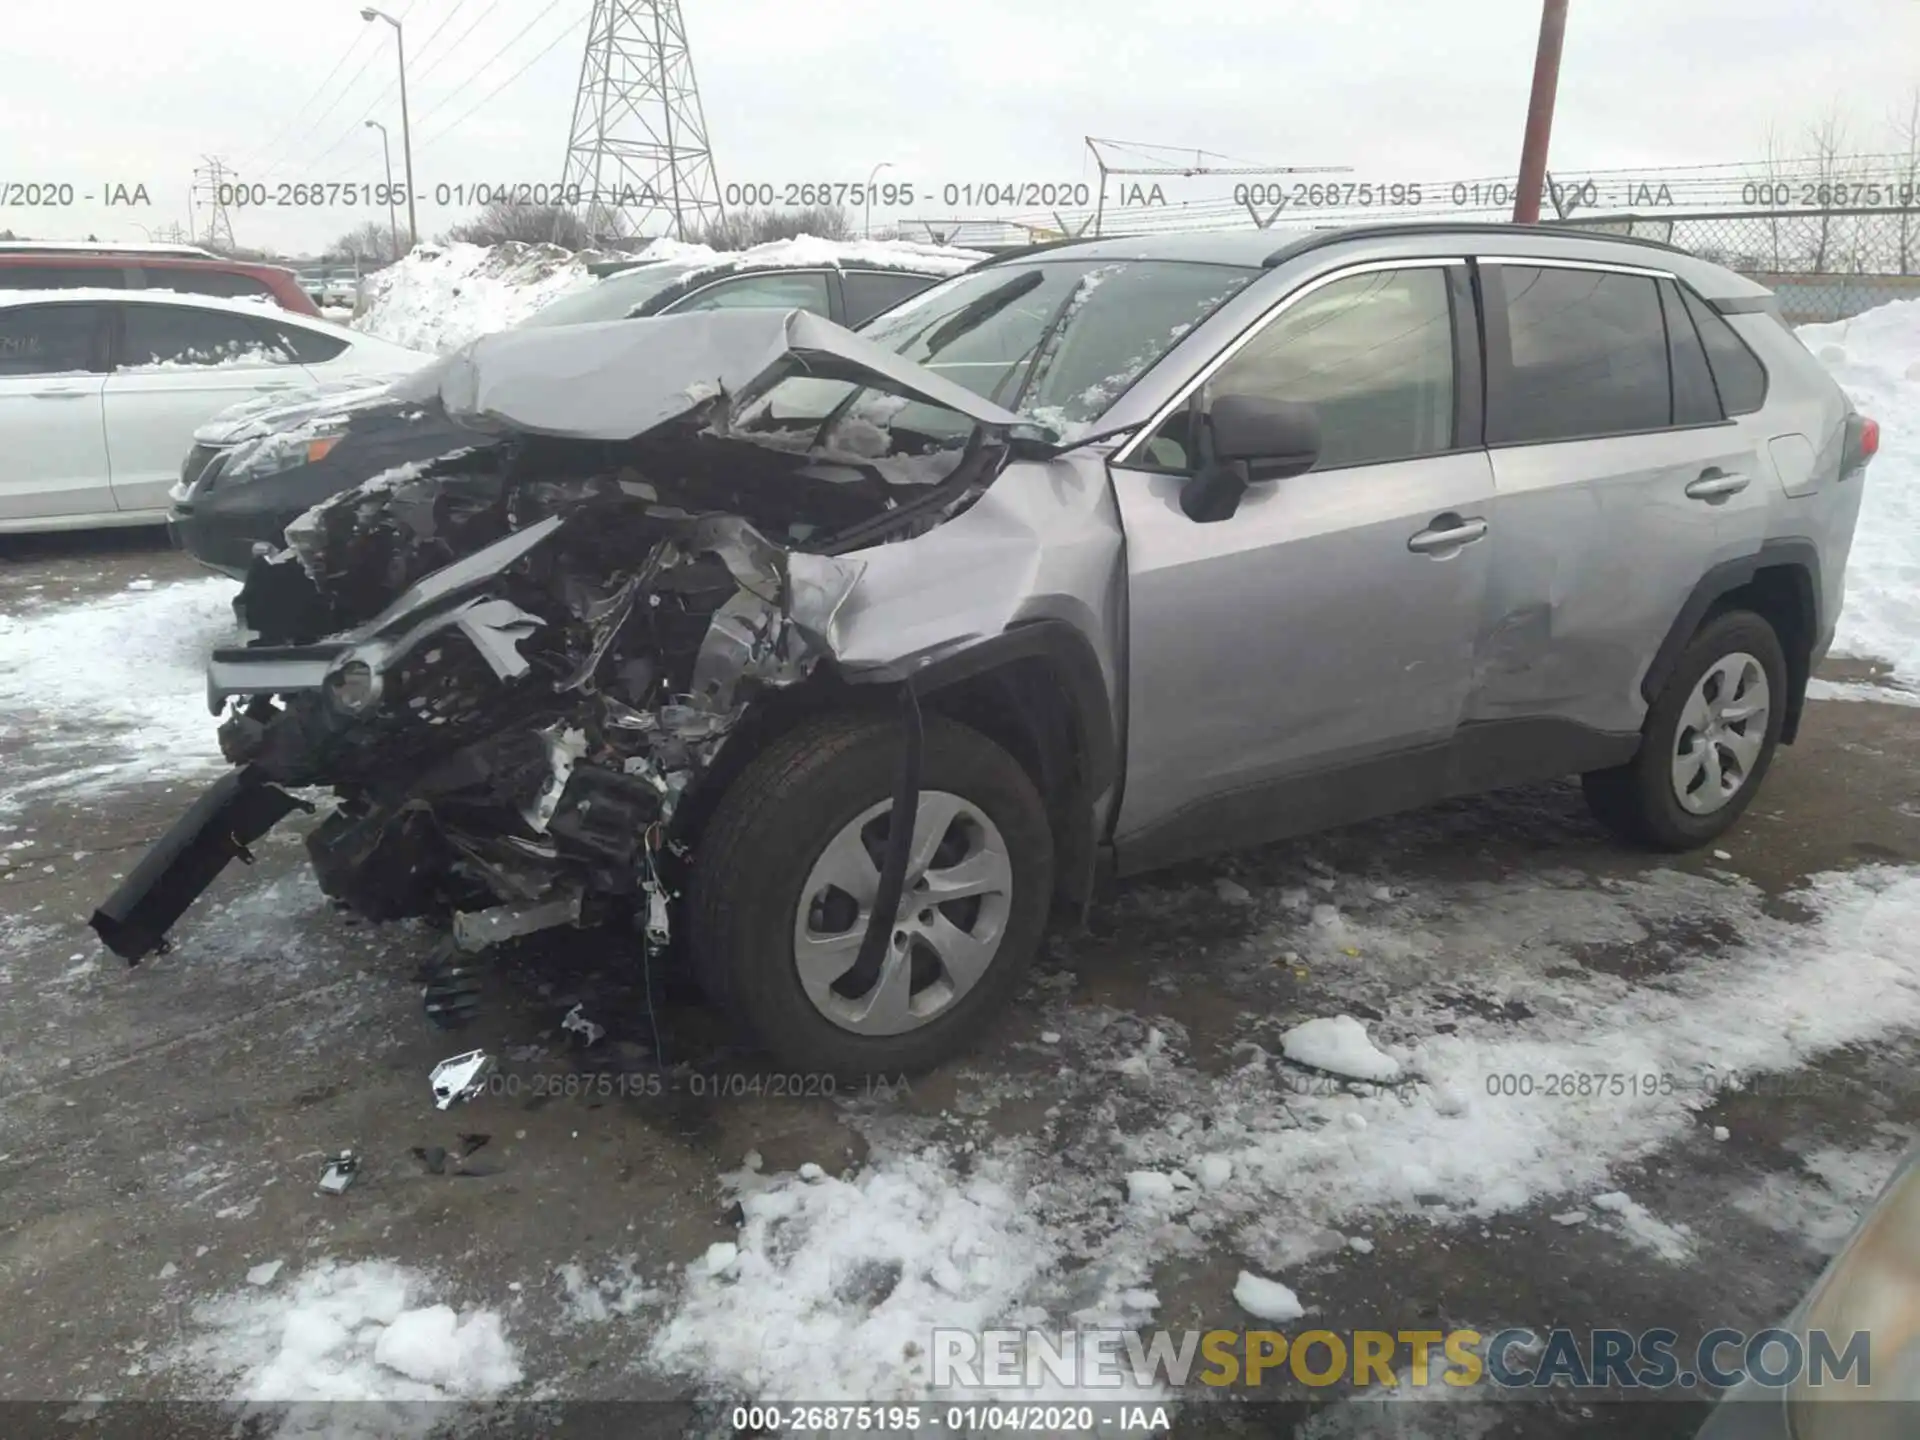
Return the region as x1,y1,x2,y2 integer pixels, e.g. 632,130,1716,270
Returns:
93,223,1875,1077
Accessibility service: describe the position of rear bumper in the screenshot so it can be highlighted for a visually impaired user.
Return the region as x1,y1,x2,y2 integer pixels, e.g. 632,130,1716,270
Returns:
89,766,312,962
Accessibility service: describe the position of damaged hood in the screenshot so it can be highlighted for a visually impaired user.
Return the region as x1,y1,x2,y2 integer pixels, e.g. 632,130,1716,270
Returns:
389,307,1026,442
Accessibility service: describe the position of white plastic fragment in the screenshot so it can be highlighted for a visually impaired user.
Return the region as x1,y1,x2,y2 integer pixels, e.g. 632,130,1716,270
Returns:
430,1050,496,1109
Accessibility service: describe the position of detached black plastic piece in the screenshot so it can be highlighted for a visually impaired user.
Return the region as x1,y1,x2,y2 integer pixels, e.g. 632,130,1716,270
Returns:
90,766,312,963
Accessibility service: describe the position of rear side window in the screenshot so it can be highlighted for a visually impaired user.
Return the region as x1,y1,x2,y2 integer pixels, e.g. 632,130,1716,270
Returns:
1659,279,1723,427
1679,287,1767,415
842,270,937,327
140,266,275,300
0,304,104,376
118,304,299,369
1489,265,1671,443
0,265,126,289
253,318,347,364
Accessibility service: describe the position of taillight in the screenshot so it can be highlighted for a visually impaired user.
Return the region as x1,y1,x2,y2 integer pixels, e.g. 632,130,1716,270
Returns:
1842,412,1879,478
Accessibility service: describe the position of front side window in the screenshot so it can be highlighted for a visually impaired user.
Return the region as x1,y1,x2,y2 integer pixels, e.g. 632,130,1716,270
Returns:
117,304,297,370
0,304,104,376
667,271,832,317
1488,265,1670,444
1137,266,1456,473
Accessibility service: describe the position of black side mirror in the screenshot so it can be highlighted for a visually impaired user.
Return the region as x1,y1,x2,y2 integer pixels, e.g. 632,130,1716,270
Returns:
1179,394,1321,523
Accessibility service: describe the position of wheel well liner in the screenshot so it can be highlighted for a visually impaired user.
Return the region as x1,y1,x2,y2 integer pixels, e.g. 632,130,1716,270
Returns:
1642,540,1820,744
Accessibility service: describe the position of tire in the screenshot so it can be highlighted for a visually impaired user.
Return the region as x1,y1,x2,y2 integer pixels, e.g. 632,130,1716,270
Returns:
1582,609,1788,851
689,710,1054,1078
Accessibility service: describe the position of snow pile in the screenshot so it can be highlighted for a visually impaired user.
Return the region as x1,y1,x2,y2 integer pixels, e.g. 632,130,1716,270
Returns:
163,1260,521,1435
0,575,237,809
354,241,611,352
648,1147,1063,1402
1279,1014,1402,1082
1232,1271,1304,1322
1802,300,1920,687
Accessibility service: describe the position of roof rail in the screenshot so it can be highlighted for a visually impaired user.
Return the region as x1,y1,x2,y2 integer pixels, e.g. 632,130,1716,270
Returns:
1261,219,1689,268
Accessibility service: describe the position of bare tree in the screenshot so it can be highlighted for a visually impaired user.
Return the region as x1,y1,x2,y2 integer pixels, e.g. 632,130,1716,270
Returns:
443,201,594,249
691,205,854,251
326,219,401,265
1805,105,1852,273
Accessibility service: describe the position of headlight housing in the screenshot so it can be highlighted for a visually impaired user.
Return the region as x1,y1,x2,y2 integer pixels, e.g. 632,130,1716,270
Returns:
1789,1152,1920,1436
223,415,351,484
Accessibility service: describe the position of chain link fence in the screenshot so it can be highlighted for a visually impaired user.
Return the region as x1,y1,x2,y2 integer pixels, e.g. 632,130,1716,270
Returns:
1561,208,1920,324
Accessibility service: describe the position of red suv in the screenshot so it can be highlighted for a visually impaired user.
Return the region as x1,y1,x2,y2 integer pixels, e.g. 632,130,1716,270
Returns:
0,246,320,316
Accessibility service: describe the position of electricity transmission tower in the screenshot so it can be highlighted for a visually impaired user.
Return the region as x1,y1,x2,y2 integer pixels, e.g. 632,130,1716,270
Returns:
190,156,238,251
556,0,724,243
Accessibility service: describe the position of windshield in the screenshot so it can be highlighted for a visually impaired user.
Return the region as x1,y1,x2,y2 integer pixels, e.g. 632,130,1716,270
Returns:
742,257,1259,449
516,261,708,328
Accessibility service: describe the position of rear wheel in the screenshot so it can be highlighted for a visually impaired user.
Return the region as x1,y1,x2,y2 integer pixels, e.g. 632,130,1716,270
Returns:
690,711,1053,1078
1583,609,1787,851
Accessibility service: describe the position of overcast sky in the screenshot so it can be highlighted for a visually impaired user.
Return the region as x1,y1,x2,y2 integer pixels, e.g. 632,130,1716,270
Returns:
6,0,1920,256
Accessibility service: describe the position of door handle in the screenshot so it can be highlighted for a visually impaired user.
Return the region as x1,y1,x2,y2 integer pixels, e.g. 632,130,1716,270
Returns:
31,389,91,399
251,382,295,392
1407,515,1488,554
1685,469,1749,501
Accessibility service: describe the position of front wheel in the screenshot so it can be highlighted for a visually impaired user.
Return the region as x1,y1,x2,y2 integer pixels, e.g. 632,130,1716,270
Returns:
1583,609,1788,851
689,711,1054,1078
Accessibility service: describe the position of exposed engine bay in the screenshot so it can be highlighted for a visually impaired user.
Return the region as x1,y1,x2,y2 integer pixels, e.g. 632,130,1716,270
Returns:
91,308,1037,966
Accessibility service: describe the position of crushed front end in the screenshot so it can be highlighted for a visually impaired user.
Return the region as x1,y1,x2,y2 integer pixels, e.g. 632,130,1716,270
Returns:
91,308,1028,965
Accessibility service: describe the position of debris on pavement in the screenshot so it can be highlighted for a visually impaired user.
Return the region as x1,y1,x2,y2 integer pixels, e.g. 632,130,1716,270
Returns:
245,1260,285,1287
429,1050,496,1109
561,1003,605,1047
1213,877,1253,904
316,1151,359,1196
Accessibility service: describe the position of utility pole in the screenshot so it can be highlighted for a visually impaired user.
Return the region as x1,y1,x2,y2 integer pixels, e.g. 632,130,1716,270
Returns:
362,8,418,250
366,119,400,260
190,156,238,251
1512,0,1571,224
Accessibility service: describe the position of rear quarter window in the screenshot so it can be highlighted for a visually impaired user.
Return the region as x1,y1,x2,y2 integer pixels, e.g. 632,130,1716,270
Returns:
1679,287,1768,415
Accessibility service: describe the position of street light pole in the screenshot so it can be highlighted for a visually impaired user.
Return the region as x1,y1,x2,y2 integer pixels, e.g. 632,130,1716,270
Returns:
1512,0,1570,223
864,161,894,240
362,7,417,250
365,119,400,261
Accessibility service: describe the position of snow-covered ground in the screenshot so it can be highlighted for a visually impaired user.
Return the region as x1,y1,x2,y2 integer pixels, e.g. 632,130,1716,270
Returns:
0,574,238,811
352,235,984,355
